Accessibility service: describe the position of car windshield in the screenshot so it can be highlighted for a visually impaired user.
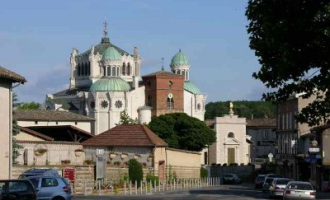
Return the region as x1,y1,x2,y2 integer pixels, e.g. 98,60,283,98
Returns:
266,178,274,184
276,179,291,185
257,176,266,181
288,183,313,190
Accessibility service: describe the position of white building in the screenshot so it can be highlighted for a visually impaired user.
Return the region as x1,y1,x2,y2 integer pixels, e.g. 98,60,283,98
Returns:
46,24,206,135
208,105,251,165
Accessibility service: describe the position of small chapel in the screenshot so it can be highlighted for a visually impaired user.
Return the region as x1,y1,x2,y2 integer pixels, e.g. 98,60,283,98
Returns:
45,22,207,135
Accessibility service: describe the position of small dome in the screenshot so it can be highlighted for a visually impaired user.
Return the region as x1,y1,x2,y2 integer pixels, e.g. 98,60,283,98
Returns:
90,77,131,92
102,46,121,61
184,81,202,95
170,50,189,66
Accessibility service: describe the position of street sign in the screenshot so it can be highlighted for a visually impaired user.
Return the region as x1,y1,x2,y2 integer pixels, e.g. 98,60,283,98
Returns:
63,168,75,182
96,149,104,156
268,153,273,162
309,147,320,153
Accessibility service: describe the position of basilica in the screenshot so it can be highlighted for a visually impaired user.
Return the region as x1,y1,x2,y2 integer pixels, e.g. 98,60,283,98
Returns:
46,24,207,135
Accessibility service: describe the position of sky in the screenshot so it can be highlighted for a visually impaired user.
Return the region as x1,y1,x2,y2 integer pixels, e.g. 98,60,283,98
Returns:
0,0,268,104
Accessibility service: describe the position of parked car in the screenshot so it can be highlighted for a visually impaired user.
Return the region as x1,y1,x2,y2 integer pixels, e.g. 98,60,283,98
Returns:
262,177,274,193
222,173,241,184
23,176,72,200
254,174,266,189
18,169,60,179
269,178,294,198
283,181,316,200
0,179,37,200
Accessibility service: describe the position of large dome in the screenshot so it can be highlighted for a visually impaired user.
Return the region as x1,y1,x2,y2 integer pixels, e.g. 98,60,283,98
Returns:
184,81,202,94
102,46,121,61
90,77,131,92
170,50,189,66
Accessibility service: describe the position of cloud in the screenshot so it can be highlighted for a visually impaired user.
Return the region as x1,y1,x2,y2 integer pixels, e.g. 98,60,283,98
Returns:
15,64,69,103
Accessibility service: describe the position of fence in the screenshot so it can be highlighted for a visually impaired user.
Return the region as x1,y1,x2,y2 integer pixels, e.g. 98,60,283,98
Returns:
78,177,222,196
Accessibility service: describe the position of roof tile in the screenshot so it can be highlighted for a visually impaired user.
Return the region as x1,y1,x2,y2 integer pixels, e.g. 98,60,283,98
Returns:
14,110,95,121
0,66,26,83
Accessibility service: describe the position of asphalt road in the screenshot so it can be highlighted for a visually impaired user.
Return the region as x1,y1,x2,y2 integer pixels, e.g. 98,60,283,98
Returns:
74,183,270,200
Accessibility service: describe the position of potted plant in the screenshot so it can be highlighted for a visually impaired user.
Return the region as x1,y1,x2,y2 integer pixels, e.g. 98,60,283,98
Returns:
120,153,128,160
84,159,93,165
109,152,117,159
74,149,84,157
134,154,141,159
34,148,47,156
61,160,71,165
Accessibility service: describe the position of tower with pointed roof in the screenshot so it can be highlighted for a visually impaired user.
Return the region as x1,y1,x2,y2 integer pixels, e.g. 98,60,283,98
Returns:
46,22,207,134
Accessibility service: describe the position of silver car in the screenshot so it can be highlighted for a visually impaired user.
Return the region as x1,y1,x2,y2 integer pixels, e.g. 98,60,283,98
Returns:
269,178,293,198
24,176,72,200
283,181,316,200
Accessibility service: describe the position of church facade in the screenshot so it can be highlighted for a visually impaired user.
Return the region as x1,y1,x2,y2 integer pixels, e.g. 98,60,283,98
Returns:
46,25,206,135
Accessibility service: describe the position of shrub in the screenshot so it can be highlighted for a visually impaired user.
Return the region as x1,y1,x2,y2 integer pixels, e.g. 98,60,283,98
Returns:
128,159,143,188
200,167,208,179
222,163,227,166
146,173,159,186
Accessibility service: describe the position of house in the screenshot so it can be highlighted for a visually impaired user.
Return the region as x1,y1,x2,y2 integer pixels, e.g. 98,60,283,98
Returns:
82,124,201,179
15,125,93,166
14,110,95,134
275,93,317,180
246,118,276,163
0,66,26,178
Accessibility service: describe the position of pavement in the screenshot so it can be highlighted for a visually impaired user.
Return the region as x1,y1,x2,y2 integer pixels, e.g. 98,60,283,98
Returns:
73,183,330,200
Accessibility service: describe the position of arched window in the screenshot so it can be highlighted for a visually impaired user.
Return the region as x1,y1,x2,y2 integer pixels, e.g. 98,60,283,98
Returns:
122,63,126,75
107,66,111,76
127,63,131,76
167,97,174,109
77,64,81,76
197,103,201,110
228,132,235,138
148,95,153,107
112,67,116,76
23,149,28,165
81,63,85,76
87,61,90,75
117,67,119,76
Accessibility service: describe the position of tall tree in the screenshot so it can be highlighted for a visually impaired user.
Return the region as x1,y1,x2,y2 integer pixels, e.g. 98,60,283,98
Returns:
205,101,276,119
118,110,139,125
246,0,330,126
17,102,40,110
148,113,216,151
12,93,22,164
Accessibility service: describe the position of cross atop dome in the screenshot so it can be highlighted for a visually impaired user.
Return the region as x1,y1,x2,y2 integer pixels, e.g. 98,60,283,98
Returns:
103,21,108,38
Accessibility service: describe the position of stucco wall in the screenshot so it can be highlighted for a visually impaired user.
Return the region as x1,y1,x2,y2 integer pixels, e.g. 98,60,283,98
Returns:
16,141,85,165
17,121,92,134
15,131,45,141
183,91,205,121
0,80,11,179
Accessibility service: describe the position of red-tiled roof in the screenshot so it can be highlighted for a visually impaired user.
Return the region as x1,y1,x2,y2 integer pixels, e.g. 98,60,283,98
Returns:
82,124,168,147
246,118,276,127
0,66,26,83
14,110,95,121
20,127,54,141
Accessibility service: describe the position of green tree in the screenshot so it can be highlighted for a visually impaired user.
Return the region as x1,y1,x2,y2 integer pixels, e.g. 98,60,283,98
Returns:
148,113,216,151
119,110,139,125
246,0,330,126
12,93,22,164
200,167,208,179
205,101,276,119
17,102,40,110
128,159,143,188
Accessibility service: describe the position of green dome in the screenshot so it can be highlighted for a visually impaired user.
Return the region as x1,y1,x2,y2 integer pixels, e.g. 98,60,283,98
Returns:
102,46,121,61
90,77,131,92
184,81,202,95
170,50,189,66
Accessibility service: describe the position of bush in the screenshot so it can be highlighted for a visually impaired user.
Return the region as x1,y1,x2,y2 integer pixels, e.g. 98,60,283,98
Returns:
128,159,143,188
146,173,159,186
200,167,208,179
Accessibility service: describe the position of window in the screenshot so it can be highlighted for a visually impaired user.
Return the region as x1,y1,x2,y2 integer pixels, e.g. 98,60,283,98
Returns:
278,114,281,130
29,178,40,188
77,64,81,76
168,81,173,88
34,121,38,125
167,97,174,109
117,67,119,76
127,63,131,76
75,122,78,125
148,95,153,107
41,178,58,187
87,62,90,75
204,152,208,165
282,114,285,130
197,103,201,110
122,63,126,75
228,132,235,138
107,66,110,76
112,67,116,76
